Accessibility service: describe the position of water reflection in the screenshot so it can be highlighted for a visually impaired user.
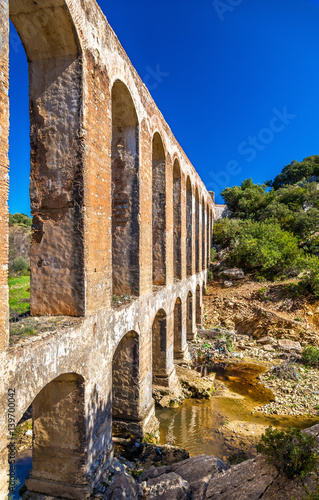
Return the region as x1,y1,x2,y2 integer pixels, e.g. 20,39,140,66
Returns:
157,362,319,458
12,450,32,499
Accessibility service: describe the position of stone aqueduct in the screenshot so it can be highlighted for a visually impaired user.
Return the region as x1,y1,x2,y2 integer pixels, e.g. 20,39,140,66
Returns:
0,0,215,498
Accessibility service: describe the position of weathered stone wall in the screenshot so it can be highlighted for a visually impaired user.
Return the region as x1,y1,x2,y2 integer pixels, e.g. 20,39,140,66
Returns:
186,178,193,276
214,203,230,220
173,161,182,280
112,81,140,296
152,134,166,286
0,0,9,351
0,0,216,497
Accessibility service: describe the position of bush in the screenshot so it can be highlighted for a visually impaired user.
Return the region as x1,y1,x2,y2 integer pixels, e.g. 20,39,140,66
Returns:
271,362,299,381
9,213,32,227
11,257,29,275
226,221,302,278
301,257,319,297
210,248,217,262
302,346,319,367
257,427,318,479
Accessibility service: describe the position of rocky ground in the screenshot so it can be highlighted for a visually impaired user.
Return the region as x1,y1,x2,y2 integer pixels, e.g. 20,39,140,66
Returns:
195,274,319,418
20,272,319,499
23,424,318,499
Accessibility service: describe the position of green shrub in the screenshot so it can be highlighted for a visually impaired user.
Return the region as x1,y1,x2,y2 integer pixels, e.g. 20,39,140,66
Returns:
301,257,319,297
226,221,302,278
210,248,217,262
302,346,319,367
256,427,318,479
207,269,213,283
11,256,29,275
9,213,32,227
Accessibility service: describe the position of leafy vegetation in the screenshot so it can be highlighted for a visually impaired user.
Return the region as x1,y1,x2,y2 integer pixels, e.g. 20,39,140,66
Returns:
302,346,319,367
215,155,319,292
9,276,30,319
256,427,318,479
9,213,31,278
9,213,32,227
11,256,29,275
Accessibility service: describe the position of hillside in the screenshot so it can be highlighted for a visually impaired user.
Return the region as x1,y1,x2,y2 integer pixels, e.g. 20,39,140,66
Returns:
213,155,319,297
9,213,31,275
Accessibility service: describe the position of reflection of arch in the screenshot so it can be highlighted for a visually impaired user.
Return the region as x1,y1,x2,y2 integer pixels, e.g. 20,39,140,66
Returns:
112,331,140,436
195,188,200,273
112,80,140,296
152,133,166,285
196,285,202,325
187,291,193,340
152,309,167,381
202,197,206,270
174,298,182,358
9,0,84,317
173,160,182,280
186,177,193,276
26,373,86,496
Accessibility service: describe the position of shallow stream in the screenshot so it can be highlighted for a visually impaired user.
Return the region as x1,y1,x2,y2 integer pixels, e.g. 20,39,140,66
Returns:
156,362,319,460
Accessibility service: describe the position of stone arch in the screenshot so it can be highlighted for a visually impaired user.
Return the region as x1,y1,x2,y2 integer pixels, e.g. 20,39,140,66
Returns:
7,0,85,318
173,159,182,280
112,330,140,437
152,308,168,384
25,373,87,498
187,291,193,340
186,177,193,276
202,197,206,270
195,188,200,273
196,284,202,325
112,79,140,296
173,297,182,358
152,133,166,286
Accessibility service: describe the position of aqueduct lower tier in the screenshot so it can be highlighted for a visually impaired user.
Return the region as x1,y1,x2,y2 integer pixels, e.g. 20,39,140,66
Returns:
0,0,215,498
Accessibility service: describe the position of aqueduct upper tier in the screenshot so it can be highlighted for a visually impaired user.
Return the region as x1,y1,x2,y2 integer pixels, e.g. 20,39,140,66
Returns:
0,0,215,498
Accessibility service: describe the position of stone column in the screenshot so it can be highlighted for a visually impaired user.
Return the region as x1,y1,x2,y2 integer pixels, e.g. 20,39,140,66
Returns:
26,374,89,500
174,299,190,360
0,0,9,352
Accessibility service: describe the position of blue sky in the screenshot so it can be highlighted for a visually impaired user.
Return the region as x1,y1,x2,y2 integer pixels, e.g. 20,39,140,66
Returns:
8,0,319,214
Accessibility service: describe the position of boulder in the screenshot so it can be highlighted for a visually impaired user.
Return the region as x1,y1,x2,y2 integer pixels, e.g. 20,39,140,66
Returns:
170,455,229,498
141,472,189,499
277,339,301,353
218,268,245,280
205,455,277,499
103,471,138,499
256,336,275,345
175,365,215,399
223,280,233,288
138,466,168,483
263,345,274,352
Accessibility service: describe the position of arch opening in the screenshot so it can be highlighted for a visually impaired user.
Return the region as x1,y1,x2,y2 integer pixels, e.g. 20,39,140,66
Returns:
173,298,182,359
186,177,193,276
23,374,87,498
112,80,140,297
195,188,200,273
152,309,167,384
6,0,85,319
173,160,182,280
152,133,166,286
186,291,193,340
112,331,140,437
196,285,202,325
